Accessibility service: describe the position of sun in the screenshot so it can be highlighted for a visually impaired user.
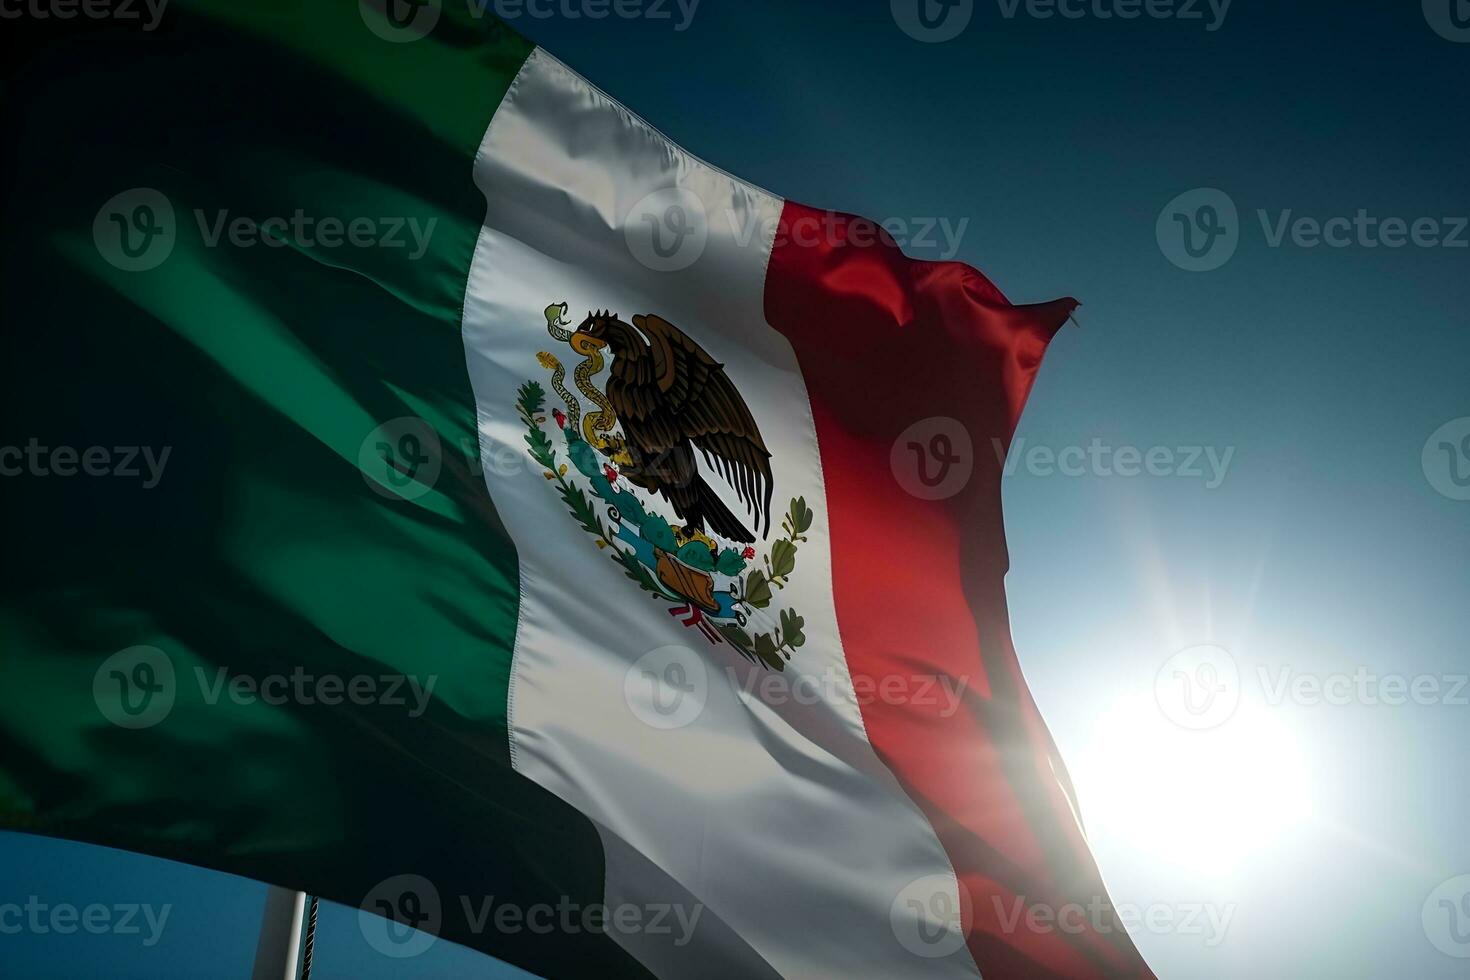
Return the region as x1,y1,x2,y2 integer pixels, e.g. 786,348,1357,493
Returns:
1071,694,1314,881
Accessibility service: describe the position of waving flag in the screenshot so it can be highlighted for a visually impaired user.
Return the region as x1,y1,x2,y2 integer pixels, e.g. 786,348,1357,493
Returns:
0,4,1153,978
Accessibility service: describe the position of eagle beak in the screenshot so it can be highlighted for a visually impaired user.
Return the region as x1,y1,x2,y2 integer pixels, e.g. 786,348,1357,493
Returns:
570,331,607,354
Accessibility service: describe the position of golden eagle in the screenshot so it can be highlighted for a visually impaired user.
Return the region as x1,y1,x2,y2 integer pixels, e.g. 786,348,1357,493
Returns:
571,311,773,543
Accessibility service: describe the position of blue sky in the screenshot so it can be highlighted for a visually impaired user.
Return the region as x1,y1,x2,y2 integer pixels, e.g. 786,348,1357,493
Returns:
4,1,1469,977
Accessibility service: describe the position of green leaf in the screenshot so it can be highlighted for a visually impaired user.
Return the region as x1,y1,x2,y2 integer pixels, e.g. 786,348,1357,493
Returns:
715,548,747,576
790,496,814,534
676,541,716,572
768,538,797,580
753,633,784,671
523,426,555,469
516,380,546,420
640,513,678,552
779,609,806,649
615,547,665,596
559,482,605,542
744,569,773,609
605,487,647,528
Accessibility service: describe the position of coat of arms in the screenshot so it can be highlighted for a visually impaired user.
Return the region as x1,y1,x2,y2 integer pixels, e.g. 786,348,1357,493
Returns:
516,303,814,670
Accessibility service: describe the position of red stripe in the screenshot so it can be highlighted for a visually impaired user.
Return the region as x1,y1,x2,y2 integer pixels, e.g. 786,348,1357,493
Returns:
764,202,1155,979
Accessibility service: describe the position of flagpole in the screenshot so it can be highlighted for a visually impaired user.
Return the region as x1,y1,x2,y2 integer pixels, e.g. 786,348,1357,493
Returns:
251,887,306,980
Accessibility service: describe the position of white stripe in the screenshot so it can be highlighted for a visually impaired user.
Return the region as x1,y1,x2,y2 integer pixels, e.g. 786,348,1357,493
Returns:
461,48,980,979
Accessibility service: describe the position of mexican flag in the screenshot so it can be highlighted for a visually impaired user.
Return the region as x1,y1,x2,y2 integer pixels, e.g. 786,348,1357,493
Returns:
0,3,1153,978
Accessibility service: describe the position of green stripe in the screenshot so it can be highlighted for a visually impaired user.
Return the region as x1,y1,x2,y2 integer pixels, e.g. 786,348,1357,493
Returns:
0,7,651,976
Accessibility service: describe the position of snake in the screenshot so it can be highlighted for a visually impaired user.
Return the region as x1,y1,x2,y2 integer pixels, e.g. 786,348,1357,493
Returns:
540,303,625,457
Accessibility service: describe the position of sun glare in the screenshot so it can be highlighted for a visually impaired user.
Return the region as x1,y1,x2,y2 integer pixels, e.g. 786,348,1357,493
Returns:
1073,695,1314,880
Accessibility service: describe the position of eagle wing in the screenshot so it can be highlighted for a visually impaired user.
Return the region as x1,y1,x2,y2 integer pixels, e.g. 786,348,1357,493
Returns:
621,313,774,537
